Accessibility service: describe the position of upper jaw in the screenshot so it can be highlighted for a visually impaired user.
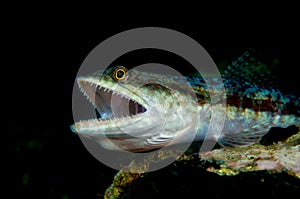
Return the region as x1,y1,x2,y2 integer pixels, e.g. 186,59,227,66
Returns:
76,77,148,122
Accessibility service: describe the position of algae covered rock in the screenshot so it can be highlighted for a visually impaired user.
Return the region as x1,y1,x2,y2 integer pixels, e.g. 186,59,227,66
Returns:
104,131,300,198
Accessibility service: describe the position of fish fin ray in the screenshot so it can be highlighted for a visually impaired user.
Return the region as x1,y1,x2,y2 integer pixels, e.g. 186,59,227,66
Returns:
217,128,269,147
223,48,277,93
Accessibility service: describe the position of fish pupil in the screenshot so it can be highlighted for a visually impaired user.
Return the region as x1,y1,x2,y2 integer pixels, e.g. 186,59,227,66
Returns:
117,70,124,78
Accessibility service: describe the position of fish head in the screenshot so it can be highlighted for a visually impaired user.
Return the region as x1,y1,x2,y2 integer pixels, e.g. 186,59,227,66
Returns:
71,66,200,152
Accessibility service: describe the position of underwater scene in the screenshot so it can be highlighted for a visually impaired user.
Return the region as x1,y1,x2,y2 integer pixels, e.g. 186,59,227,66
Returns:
11,29,300,199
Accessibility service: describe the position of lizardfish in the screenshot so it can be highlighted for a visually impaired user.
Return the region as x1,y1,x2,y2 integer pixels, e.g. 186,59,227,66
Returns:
71,49,300,152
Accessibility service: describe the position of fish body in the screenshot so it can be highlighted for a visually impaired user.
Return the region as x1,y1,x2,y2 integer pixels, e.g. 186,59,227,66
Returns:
71,49,300,152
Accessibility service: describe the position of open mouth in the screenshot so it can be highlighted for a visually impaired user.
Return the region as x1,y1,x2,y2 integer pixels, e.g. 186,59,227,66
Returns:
78,80,147,121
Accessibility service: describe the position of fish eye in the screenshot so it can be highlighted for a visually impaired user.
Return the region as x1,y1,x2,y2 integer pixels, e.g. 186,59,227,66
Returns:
114,67,127,81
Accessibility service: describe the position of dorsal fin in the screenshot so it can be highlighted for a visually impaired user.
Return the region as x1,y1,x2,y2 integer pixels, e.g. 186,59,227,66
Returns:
223,48,276,90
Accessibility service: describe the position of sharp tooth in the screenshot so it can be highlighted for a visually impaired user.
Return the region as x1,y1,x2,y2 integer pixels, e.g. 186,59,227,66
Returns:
104,88,107,92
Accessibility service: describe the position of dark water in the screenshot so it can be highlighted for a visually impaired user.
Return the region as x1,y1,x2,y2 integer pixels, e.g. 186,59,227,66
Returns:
6,22,300,198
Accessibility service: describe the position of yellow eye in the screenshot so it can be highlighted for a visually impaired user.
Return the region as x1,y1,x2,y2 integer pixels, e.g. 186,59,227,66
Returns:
114,67,126,81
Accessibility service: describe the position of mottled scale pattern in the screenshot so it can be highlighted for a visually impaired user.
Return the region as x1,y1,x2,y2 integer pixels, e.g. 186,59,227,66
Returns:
184,48,300,146
186,48,300,115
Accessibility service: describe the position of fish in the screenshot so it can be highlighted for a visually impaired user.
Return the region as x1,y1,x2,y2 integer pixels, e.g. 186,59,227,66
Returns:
70,49,300,152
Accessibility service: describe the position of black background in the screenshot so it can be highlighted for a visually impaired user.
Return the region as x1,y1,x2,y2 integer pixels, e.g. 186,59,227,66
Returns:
4,11,300,198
